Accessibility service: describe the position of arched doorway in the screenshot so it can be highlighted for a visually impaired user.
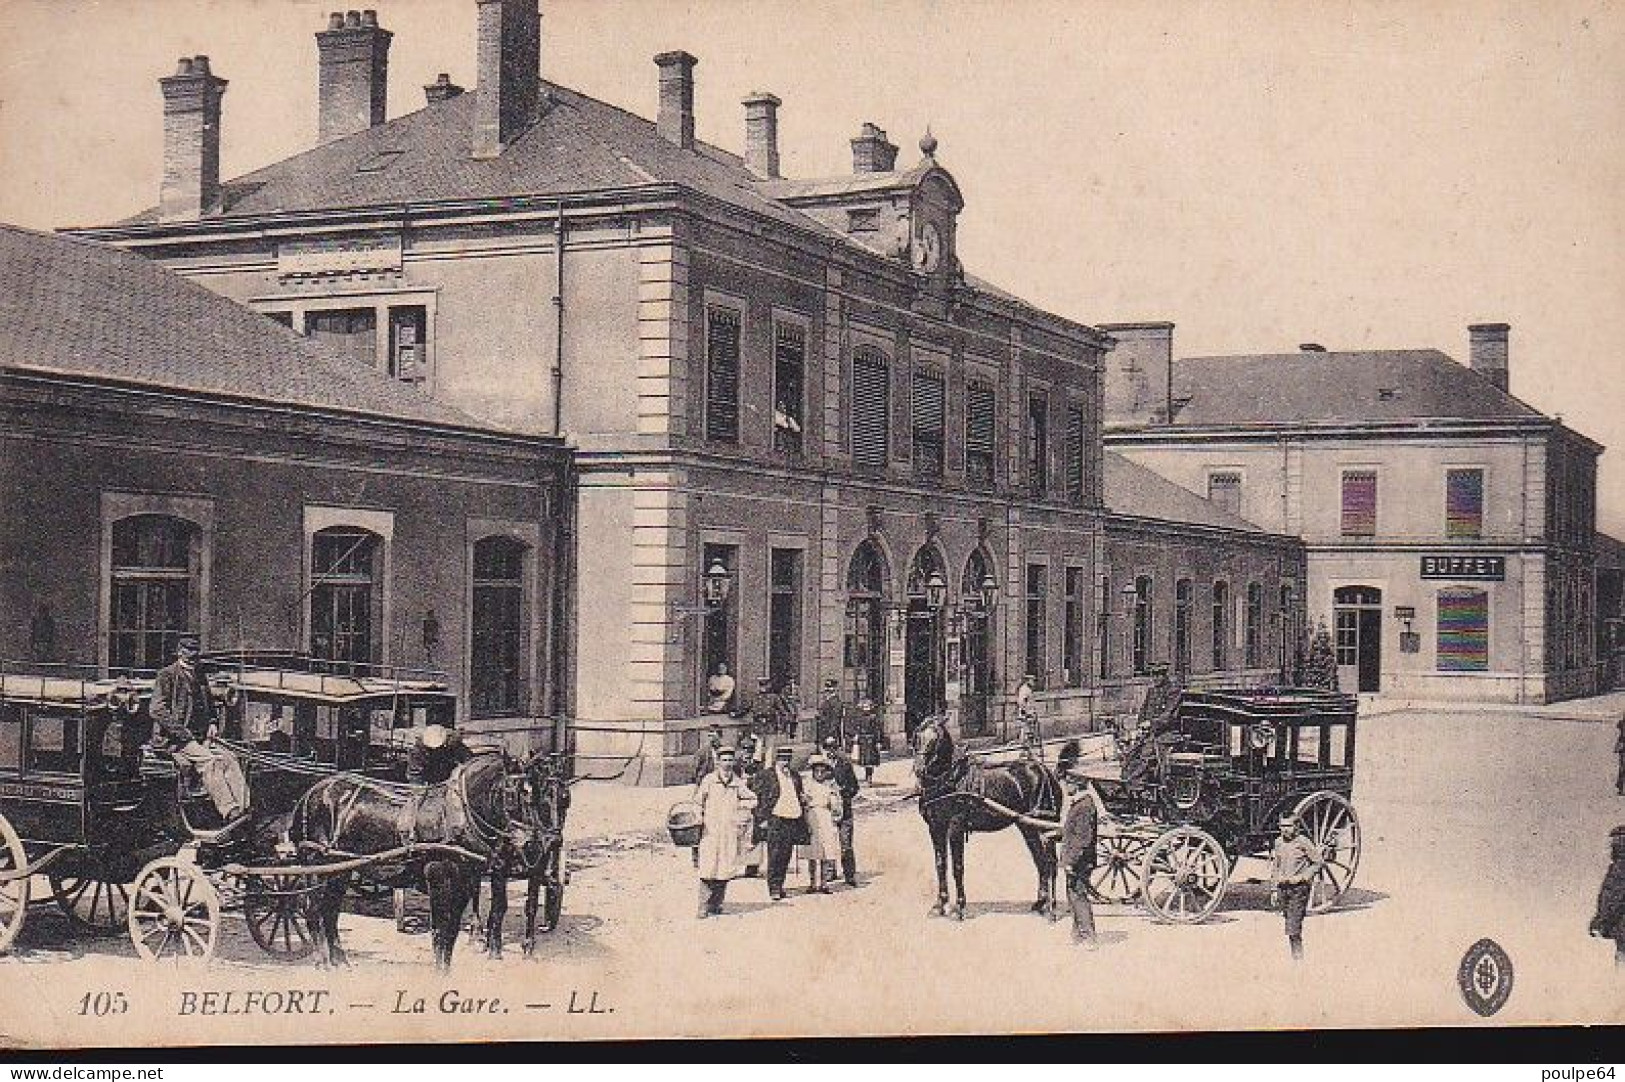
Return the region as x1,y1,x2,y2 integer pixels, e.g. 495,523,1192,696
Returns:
1333,585,1382,692
844,541,890,710
904,545,948,738
960,550,997,737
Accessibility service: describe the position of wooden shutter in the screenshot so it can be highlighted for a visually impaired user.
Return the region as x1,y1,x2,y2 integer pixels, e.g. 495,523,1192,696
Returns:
1437,588,1489,671
965,380,996,485
705,307,741,443
912,368,945,475
1446,469,1483,538
1065,403,1085,505
1341,470,1377,536
851,347,890,468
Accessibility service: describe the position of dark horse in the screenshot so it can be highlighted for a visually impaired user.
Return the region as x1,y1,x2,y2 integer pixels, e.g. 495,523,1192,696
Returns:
475,751,571,959
289,751,563,969
913,715,1079,920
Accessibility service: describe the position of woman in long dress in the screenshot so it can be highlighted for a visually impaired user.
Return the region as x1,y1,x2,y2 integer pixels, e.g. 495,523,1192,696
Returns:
802,756,844,893
694,747,757,917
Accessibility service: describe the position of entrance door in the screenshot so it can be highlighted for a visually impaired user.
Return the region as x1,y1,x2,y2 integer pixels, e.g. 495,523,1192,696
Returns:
1333,586,1382,693
904,601,944,738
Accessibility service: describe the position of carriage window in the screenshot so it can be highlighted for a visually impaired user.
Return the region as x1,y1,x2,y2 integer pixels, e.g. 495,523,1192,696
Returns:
26,710,82,774
243,700,292,751
0,707,22,770
1297,724,1322,766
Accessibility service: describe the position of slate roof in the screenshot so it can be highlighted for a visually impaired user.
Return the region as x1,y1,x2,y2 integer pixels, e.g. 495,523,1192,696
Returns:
117,82,836,237
0,222,493,430
1168,350,1545,427
1103,451,1270,534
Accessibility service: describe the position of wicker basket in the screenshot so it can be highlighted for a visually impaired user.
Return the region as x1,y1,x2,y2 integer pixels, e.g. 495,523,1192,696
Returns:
667,800,703,847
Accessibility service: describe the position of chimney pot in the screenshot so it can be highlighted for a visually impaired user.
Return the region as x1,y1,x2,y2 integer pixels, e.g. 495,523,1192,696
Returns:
316,8,392,145
158,57,228,221
654,50,698,149
850,122,898,172
1298,343,1327,352
741,91,781,179
1467,322,1511,393
472,0,543,159
425,72,465,104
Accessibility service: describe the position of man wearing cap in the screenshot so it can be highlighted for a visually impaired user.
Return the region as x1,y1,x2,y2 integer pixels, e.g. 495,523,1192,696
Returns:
734,734,763,875
822,735,861,885
688,726,726,868
1059,771,1099,948
816,678,847,749
1270,813,1321,960
749,745,809,901
148,637,250,823
693,747,757,918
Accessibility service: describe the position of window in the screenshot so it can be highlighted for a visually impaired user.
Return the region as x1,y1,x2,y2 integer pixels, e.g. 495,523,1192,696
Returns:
1174,578,1193,678
1025,564,1048,689
851,345,891,469
700,544,739,707
1212,582,1230,670
965,380,997,488
1437,588,1489,672
1065,403,1086,506
1096,575,1112,679
471,537,527,717
1245,582,1264,668
772,322,806,454
1026,392,1049,496
1132,575,1153,675
768,549,802,691
389,305,428,383
1280,583,1296,673
108,515,198,673
310,527,382,667
1208,472,1242,518
1446,468,1484,539
1335,610,1358,667
845,541,888,705
911,368,946,478
306,307,377,369
705,306,742,444
1341,470,1378,537
1062,567,1085,687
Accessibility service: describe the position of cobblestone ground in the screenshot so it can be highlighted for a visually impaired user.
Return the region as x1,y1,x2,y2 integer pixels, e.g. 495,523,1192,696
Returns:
7,707,1625,1041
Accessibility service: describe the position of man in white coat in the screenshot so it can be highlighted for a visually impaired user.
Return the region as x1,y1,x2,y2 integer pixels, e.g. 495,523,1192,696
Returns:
694,747,758,918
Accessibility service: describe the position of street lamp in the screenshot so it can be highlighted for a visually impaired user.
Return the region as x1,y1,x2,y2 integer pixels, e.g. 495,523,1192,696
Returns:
978,571,998,613
701,558,732,609
924,571,948,611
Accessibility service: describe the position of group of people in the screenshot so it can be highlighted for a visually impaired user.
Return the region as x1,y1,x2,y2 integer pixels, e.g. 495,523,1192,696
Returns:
690,730,863,918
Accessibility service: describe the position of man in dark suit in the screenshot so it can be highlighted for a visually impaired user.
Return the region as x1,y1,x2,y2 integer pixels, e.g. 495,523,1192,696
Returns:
149,637,249,822
822,735,861,886
1060,771,1099,948
750,745,808,900
1590,825,1625,968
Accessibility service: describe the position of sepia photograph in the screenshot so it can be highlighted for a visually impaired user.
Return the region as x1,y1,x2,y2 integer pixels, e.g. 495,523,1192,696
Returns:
0,0,1622,1050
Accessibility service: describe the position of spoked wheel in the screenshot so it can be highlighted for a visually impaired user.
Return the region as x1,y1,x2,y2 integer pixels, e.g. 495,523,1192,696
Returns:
1088,832,1149,903
1293,790,1361,913
243,873,319,961
1139,826,1230,924
50,874,132,934
0,813,29,954
128,857,221,961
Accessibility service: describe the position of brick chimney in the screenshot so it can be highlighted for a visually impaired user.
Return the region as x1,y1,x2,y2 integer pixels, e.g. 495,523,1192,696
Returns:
655,51,698,150
1468,322,1510,392
741,91,781,178
159,56,228,222
316,10,392,145
1098,322,1175,425
424,73,464,105
472,0,541,160
850,123,898,173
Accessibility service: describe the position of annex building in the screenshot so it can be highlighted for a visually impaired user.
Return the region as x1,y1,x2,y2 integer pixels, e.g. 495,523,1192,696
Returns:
0,223,572,743
68,3,1304,780
1102,323,1602,704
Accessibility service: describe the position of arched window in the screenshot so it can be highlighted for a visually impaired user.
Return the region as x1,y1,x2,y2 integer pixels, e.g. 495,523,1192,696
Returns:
844,541,890,705
109,514,199,672
1245,582,1264,668
1212,582,1230,670
310,527,383,668
1132,575,1154,675
1174,578,1193,679
472,537,528,716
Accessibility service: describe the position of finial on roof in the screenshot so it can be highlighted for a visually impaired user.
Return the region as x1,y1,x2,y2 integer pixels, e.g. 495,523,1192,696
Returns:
920,128,938,158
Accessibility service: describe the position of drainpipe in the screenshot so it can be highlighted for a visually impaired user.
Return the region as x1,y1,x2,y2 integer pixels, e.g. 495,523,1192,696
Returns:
1519,437,1529,703
551,201,566,436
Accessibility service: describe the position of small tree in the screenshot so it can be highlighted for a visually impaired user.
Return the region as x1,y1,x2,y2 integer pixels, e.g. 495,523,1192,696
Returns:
1302,619,1339,691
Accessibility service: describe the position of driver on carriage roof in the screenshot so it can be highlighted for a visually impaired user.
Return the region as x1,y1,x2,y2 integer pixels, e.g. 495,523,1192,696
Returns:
149,636,251,823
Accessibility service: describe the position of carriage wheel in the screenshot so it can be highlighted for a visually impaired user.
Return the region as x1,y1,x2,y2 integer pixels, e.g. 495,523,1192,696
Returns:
0,813,29,954
1293,790,1361,913
128,858,221,961
1088,832,1148,903
1139,826,1229,924
243,874,319,961
50,874,132,934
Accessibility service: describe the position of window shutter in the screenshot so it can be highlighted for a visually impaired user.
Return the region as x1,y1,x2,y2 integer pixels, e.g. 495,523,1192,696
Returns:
911,368,945,475
1437,588,1489,671
1208,472,1242,517
1065,403,1085,505
705,307,741,443
1341,470,1377,536
1446,469,1483,538
851,347,890,468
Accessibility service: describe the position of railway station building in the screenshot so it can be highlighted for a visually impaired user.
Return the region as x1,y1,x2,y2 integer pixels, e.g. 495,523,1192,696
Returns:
0,223,572,743
1102,323,1603,704
66,4,1305,780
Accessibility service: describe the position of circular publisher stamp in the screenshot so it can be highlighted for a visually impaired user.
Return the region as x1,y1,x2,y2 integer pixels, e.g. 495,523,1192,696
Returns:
1458,937,1514,1017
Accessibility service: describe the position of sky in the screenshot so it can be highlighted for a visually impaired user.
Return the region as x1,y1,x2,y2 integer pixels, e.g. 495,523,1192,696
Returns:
1,0,1621,529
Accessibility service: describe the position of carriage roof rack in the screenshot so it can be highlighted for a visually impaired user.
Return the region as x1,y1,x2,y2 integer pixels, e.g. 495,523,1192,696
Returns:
200,650,450,688
0,661,155,707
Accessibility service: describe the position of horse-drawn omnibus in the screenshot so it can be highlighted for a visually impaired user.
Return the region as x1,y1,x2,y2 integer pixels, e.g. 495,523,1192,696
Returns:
1082,687,1361,923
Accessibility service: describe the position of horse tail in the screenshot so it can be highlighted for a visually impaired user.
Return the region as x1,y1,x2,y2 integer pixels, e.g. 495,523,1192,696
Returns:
1056,739,1081,780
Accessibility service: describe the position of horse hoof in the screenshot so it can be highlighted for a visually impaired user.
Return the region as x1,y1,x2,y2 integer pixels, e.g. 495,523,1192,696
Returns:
950,908,965,922
1030,900,1047,913
928,905,944,918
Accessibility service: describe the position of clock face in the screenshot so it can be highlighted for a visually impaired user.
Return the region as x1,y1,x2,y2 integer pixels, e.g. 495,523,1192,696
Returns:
914,222,942,272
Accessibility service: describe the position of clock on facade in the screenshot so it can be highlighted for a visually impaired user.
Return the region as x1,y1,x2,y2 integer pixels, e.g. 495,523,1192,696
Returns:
913,222,943,273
